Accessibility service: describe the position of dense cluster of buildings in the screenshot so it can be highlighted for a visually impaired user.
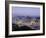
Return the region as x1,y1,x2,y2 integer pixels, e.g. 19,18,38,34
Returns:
12,16,40,30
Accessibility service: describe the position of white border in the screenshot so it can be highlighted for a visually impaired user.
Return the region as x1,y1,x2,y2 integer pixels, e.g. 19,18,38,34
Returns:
9,4,43,35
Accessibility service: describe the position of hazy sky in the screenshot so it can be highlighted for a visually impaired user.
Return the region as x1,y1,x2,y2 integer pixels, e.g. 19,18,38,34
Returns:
12,7,40,17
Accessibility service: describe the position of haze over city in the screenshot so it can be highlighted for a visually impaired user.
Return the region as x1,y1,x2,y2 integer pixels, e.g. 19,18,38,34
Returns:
12,7,40,31
12,7,40,17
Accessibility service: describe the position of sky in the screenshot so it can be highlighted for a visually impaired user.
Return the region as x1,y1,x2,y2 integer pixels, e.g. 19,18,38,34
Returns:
12,7,40,17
